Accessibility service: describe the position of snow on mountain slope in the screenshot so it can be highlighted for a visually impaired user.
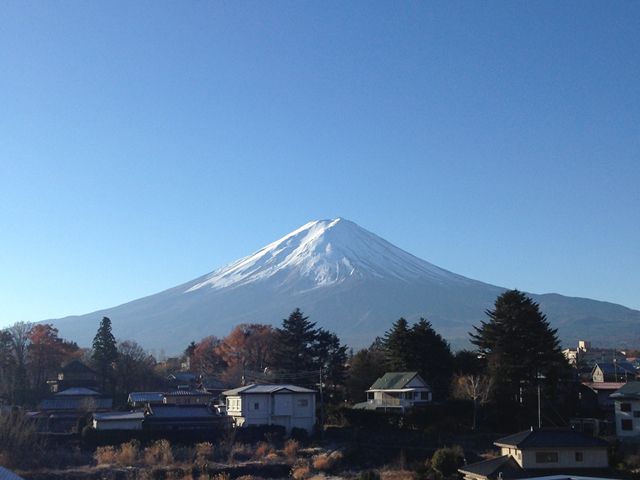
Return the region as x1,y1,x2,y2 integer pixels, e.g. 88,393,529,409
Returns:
46,218,640,353
186,218,474,292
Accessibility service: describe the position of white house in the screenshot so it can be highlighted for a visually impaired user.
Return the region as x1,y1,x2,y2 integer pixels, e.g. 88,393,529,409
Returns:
610,381,640,439
222,384,316,434
459,429,610,480
362,372,432,413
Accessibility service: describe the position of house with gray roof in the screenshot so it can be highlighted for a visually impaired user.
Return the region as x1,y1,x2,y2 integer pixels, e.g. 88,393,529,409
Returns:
222,384,316,434
459,429,611,480
610,381,640,439
355,372,432,413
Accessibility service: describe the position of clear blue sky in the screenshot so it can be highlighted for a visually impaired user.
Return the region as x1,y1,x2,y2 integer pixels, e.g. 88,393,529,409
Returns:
1,1,638,329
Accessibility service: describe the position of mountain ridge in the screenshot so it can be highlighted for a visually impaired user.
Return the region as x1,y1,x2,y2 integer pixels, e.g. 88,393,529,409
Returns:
47,218,640,353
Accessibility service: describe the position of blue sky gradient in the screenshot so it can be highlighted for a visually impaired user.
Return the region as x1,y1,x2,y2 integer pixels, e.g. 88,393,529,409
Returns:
1,1,638,328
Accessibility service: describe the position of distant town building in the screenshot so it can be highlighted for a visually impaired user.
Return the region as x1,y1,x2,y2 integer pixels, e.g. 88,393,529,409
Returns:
591,361,637,383
563,340,626,370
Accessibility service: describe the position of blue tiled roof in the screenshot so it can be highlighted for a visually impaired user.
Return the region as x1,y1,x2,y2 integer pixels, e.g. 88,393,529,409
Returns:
128,392,164,403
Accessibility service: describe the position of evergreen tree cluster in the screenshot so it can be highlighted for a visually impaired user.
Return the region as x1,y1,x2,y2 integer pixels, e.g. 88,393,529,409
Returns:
271,308,348,390
470,290,569,404
381,317,454,400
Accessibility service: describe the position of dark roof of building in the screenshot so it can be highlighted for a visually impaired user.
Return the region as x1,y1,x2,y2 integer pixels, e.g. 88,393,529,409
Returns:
223,384,316,396
168,372,197,382
55,387,101,396
494,429,609,449
164,389,212,397
128,392,165,403
458,455,524,479
610,381,640,399
593,362,636,375
39,397,113,411
369,372,427,390
146,405,217,419
93,411,145,421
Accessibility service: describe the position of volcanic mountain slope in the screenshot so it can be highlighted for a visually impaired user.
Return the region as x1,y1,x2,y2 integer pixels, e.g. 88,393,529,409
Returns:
48,218,640,352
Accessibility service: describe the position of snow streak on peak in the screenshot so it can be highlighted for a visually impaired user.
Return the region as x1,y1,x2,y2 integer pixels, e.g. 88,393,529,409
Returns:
186,218,469,293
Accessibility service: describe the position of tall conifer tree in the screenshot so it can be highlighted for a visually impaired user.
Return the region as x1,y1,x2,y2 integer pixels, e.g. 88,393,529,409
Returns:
470,290,569,404
92,316,117,392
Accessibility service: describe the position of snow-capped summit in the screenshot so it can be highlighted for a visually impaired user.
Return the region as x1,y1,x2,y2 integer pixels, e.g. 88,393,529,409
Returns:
186,217,469,292
47,218,640,352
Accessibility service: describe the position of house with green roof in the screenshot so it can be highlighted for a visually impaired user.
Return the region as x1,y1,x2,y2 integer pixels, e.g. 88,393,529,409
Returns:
355,371,432,413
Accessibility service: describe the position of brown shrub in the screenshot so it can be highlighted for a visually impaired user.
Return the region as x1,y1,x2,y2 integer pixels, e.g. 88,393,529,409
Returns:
254,441,275,459
118,440,140,465
265,452,281,462
0,410,45,468
312,450,343,471
380,469,415,480
229,442,252,463
211,473,231,480
292,465,310,480
194,441,215,464
284,439,300,459
144,439,174,465
95,446,118,465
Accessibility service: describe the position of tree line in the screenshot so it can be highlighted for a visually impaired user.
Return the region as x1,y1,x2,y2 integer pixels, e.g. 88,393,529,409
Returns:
1,289,571,431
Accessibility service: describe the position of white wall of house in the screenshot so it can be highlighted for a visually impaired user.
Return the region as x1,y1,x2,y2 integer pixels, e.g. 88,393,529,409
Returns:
614,398,640,437
500,446,608,469
225,392,316,433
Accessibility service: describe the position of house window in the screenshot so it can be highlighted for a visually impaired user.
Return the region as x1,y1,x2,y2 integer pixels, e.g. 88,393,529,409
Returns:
634,411,640,418
535,452,558,463
254,402,260,410
575,452,583,462
622,419,633,431
297,399,309,407
367,392,374,400
621,403,632,412
420,391,429,400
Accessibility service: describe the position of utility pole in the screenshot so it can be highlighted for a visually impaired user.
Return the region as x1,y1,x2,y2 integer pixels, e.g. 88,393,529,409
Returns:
319,367,325,437
537,381,541,429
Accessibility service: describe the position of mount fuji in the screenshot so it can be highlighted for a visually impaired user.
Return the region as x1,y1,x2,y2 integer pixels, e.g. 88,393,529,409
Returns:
48,218,640,353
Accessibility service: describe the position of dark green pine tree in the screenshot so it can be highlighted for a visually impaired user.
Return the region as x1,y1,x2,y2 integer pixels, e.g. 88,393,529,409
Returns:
410,318,454,400
272,308,319,377
470,290,569,405
92,316,118,392
382,317,413,371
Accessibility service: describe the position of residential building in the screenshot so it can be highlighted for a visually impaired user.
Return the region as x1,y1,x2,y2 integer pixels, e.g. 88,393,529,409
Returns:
127,392,165,409
38,387,112,412
459,429,610,480
47,360,99,393
92,411,145,431
610,381,640,439
222,384,316,434
592,362,637,383
562,341,626,369
143,404,227,432
356,372,432,413
163,388,213,405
